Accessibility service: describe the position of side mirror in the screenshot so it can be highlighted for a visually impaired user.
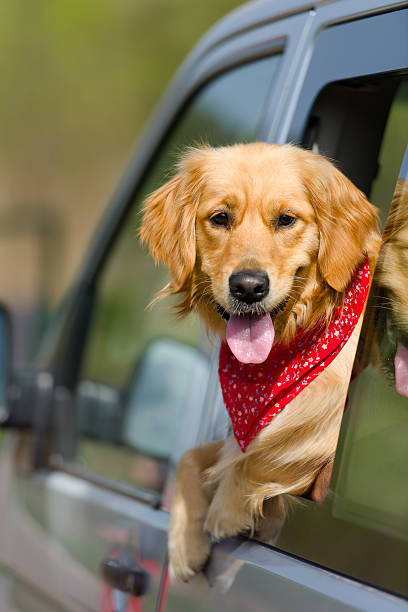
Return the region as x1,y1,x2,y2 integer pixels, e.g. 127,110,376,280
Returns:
0,304,12,424
122,338,210,459
76,337,211,459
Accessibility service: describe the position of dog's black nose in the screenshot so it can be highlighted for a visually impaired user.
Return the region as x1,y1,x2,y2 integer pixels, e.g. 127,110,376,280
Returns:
229,271,269,304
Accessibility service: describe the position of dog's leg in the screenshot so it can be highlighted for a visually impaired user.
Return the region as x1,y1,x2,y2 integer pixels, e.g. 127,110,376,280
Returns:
169,441,222,582
204,495,288,592
204,465,258,540
255,495,288,543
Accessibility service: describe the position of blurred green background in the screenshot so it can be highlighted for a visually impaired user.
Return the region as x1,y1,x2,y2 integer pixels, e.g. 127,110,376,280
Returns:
0,0,242,363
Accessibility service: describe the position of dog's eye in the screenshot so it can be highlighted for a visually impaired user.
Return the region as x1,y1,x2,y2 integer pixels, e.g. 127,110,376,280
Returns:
210,212,231,228
277,214,296,228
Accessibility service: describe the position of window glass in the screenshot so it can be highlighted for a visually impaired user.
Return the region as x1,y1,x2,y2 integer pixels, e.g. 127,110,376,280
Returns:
270,74,408,598
72,54,282,494
333,132,408,543
370,81,408,221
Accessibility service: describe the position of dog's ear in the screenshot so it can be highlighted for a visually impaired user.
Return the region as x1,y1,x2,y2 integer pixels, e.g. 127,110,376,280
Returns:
139,149,206,295
303,156,380,292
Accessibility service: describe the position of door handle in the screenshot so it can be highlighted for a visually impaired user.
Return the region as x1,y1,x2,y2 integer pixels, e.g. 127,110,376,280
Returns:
100,557,151,597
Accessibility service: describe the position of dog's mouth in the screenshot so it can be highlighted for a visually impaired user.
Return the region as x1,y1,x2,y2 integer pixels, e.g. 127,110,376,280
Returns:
216,297,289,365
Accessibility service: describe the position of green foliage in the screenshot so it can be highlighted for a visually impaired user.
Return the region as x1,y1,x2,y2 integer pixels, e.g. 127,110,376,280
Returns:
0,0,243,174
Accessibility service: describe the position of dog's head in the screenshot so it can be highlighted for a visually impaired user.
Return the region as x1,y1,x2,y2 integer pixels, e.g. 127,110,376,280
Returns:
140,143,380,363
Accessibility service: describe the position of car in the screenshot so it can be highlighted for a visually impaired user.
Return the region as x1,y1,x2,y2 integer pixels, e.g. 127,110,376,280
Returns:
0,0,408,610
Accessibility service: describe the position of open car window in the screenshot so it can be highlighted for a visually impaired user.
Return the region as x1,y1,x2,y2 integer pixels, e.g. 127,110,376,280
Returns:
65,53,283,496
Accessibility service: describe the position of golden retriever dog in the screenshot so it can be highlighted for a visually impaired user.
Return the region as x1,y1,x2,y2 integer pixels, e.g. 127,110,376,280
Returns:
371,178,408,395
140,142,381,582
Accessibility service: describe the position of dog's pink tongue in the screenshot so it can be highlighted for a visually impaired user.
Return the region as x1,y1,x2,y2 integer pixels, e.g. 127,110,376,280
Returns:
395,342,408,398
226,314,274,364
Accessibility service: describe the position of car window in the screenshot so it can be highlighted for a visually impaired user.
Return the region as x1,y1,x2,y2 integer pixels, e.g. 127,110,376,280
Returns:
269,74,408,598
333,88,408,542
69,54,282,495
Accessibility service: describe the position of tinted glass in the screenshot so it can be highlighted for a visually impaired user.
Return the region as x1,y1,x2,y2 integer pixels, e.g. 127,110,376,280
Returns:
267,75,408,598
333,147,408,542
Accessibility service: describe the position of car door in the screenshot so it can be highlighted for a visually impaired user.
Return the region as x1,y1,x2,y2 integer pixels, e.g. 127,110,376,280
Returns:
162,3,408,611
0,11,303,611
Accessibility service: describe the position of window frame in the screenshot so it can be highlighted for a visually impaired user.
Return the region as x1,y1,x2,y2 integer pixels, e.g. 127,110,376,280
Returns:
274,2,408,145
46,14,311,502
253,6,408,599
46,13,310,384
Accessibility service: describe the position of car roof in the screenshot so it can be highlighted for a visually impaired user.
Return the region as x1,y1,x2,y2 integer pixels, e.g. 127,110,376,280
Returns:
194,0,338,54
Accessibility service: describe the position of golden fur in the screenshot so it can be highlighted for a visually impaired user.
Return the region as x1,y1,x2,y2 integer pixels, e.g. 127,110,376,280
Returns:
140,142,381,581
376,179,408,337
361,178,408,385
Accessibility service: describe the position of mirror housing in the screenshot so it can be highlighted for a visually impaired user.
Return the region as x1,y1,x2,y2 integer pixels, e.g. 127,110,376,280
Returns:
77,337,210,458
122,338,210,458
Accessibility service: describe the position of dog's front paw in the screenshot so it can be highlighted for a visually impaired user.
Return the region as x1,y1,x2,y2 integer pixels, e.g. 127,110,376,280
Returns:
204,498,251,540
168,523,212,582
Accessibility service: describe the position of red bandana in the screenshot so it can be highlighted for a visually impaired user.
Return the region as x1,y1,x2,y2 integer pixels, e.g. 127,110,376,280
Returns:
219,259,370,451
